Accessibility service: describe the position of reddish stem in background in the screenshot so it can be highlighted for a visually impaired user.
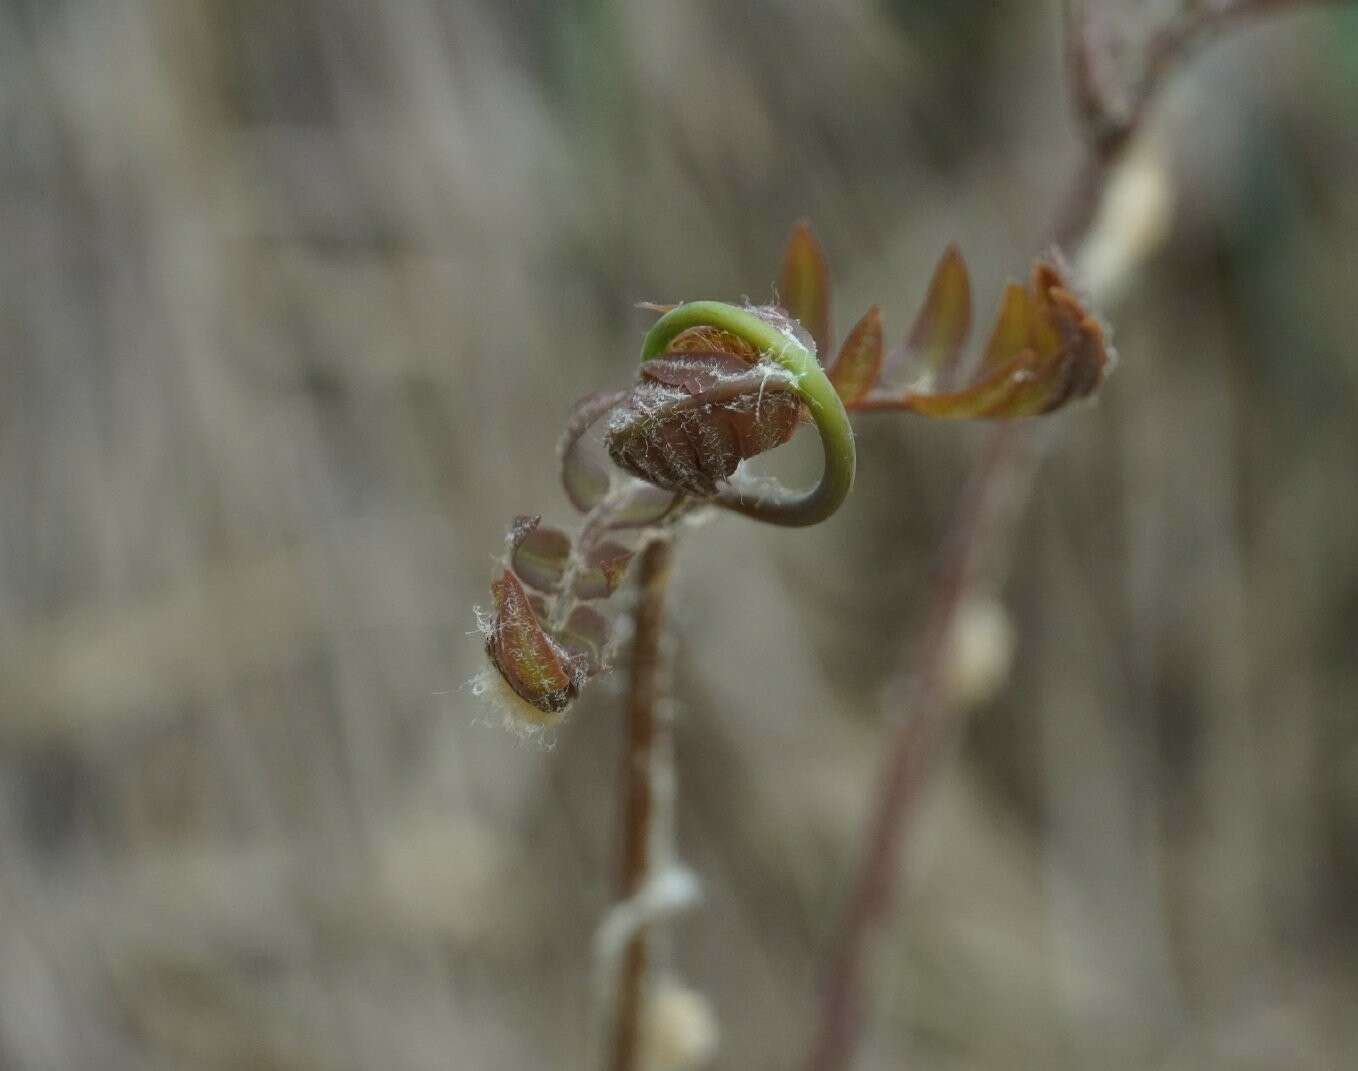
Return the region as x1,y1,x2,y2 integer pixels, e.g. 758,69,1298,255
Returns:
1070,0,1344,155
808,2,1345,1068
1059,0,1343,243
806,425,1030,1071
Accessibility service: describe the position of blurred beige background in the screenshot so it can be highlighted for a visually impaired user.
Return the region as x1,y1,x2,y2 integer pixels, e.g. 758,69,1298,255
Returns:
1,1,1356,1068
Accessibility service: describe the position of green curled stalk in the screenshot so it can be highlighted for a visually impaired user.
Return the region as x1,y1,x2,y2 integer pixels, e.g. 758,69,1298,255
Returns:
638,301,856,527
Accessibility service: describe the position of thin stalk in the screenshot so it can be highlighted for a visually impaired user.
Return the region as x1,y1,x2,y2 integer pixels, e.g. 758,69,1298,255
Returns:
807,425,1034,1071
1066,0,1346,158
806,3,1346,1066
609,536,675,1071
1059,0,1344,242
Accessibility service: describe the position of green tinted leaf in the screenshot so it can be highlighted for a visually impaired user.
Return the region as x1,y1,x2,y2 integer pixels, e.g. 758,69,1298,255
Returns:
778,220,831,361
907,245,971,383
828,306,884,406
854,257,1111,419
979,282,1030,375
487,570,575,715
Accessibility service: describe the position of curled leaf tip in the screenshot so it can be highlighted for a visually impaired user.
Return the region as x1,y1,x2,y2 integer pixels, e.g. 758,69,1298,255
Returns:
558,605,610,675
606,344,803,499
509,516,572,594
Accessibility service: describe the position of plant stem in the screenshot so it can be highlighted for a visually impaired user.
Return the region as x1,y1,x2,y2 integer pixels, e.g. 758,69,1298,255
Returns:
807,2,1346,1064
807,425,1034,1071
1067,0,1345,160
610,535,675,1071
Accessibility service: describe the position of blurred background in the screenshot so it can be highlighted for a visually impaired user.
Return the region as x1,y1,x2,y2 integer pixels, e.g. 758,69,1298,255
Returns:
1,1,1356,1068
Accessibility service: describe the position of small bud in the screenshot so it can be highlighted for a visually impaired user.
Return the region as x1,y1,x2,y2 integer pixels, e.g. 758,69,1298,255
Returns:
639,977,719,1071
606,348,802,498
943,596,1016,710
1073,144,1173,305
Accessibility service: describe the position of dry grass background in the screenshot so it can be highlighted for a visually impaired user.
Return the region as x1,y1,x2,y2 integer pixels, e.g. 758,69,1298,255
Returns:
1,1,1356,1068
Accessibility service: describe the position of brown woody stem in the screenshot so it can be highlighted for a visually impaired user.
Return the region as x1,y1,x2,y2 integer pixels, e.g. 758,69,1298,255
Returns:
609,536,675,1071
